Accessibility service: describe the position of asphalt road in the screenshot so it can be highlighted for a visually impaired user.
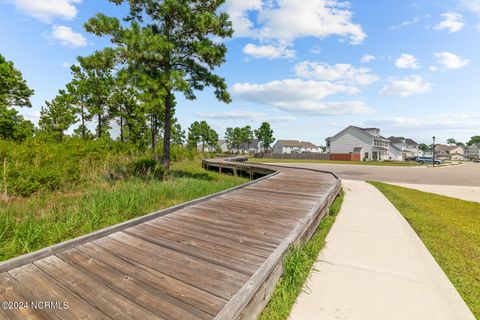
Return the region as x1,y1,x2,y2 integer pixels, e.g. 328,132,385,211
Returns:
267,162,480,186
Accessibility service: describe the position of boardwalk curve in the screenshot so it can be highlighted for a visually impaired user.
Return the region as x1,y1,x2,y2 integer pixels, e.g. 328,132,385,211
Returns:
0,158,341,320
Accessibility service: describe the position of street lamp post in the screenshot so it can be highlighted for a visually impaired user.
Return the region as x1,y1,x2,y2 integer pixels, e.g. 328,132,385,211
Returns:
432,136,436,167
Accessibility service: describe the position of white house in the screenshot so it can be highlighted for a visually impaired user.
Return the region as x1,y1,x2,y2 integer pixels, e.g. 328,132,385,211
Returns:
387,136,420,160
218,140,228,153
273,140,321,154
326,126,390,161
464,143,479,160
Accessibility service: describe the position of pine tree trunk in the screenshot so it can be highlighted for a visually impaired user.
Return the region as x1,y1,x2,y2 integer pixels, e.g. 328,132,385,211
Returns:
97,113,102,138
120,116,124,143
151,114,157,160
81,105,86,140
163,93,172,174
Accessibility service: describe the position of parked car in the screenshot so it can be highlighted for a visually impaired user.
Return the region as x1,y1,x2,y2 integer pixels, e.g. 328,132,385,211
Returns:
405,156,418,162
416,156,443,165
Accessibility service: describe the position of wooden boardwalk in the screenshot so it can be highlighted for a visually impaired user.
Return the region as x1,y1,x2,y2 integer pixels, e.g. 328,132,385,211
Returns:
0,158,340,320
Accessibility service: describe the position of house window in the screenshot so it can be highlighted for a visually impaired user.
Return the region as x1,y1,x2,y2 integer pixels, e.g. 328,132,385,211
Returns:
364,152,369,159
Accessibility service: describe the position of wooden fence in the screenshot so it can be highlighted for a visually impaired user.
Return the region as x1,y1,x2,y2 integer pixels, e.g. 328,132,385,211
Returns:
253,153,330,160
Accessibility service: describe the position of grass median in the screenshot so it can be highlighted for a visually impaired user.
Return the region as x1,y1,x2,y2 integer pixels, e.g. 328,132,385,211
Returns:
370,182,480,318
258,190,344,320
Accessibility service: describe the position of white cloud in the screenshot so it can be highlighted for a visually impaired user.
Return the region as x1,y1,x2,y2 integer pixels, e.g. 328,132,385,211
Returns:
232,79,373,115
434,12,464,33
461,0,480,15
197,110,297,123
273,100,373,116
224,0,366,45
390,15,428,29
395,54,420,69
50,25,87,47
243,43,295,59
11,0,81,23
61,62,71,68
429,65,439,72
360,54,375,63
379,75,432,97
434,51,469,69
233,79,353,103
197,110,266,121
294,61,378,86
365,114,480,132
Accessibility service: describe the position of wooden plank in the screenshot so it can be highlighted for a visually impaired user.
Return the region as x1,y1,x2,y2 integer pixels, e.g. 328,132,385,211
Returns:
7,263,109,320
95,235,240,300
57,248,211,320
213,179,341,320
0,272,44,320
0,157,341,320
0,170,278,273
35,256,159,320
76,242,226,316
150,217,279,253
109,232,249,286
125,224,261,274
166,212,288,252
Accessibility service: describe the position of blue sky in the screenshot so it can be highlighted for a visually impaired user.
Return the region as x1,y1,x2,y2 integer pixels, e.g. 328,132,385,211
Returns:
1,0,480,145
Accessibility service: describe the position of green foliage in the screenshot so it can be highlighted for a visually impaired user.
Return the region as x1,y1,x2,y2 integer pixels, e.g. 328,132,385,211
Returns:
0,107,34,141
467,135,480,146
0,53,34,109
446,138,457,145
370,182,480,318
259,191,344,320
255,122,275,152
128,158,164,178
0,138,139,197
83,0,233,171
188,120,218,151
38,90,78,141
0,159,247,262
418,143,429,151
0,53,35,141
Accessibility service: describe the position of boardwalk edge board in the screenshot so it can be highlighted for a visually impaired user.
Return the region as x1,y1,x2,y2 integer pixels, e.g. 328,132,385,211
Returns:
1,157,341,320
0,162,278,273
205,157,341,320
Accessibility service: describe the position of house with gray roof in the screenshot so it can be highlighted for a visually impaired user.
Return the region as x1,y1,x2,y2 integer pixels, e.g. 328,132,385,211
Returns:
326,126,389,161
388,136,420,160
464,143,480,160
273,140,321,154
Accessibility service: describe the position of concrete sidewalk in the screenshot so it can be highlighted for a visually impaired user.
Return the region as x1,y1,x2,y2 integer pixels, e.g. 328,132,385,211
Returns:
387,182,480,203
289,180,475,320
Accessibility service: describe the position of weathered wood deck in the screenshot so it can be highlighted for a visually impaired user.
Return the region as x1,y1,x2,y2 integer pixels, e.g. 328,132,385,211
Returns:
0,158,340,320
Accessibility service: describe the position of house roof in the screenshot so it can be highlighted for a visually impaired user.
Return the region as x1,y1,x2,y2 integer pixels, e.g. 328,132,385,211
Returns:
239,139,260,150
436,144,460,150
277,140,318,148
405,138,418,145
388,136,418,146
328,125,386,142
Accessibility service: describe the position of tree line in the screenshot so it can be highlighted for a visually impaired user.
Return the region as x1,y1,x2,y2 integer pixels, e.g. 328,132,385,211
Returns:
0,0,235,175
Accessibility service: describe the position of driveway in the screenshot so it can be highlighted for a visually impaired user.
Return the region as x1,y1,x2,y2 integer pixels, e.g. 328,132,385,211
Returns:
267,162,480,186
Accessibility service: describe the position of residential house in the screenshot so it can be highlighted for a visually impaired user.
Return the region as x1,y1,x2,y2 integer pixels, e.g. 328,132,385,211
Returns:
273,140,321,154
326,126,389,161
218,139,228,153
435,144,464,161
464,143,480,160
388,136,420,160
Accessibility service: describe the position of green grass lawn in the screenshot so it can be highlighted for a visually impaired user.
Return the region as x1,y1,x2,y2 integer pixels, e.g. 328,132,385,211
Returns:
258,191,344,320
0,159,247,262
370,182,480,318
249,158,421,166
